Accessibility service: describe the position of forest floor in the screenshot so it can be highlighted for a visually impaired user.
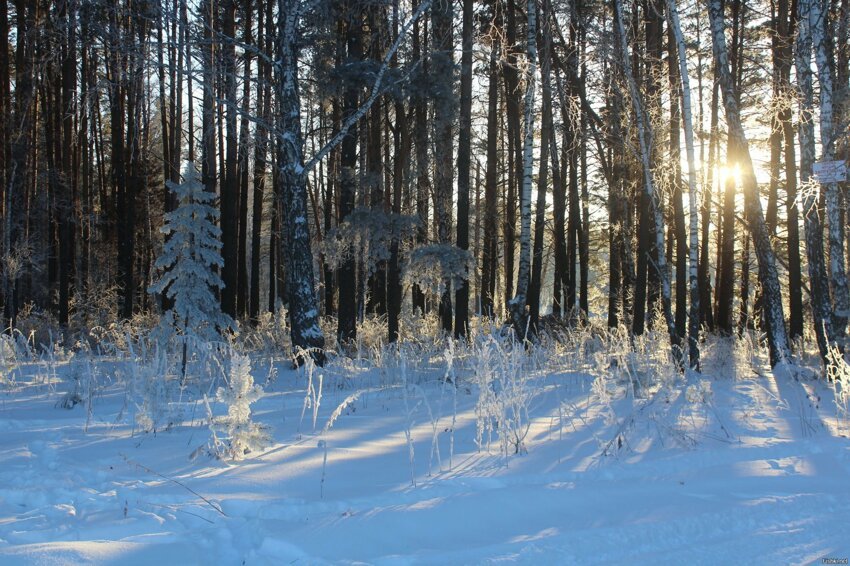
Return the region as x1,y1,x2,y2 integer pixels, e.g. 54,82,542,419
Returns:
0,333,848,565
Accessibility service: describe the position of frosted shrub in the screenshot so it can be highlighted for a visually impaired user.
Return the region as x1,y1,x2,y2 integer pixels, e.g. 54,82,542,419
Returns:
133,348,182,433
685,379,714,404
209,352,269,460
825,345,850,435
241,305,290,354
590,358,617,426
355,314,389,357
13,303,60,351
473,336,533,458
0,334,20,387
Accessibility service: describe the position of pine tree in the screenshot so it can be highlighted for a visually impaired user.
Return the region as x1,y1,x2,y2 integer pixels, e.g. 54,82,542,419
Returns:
149,161,234,369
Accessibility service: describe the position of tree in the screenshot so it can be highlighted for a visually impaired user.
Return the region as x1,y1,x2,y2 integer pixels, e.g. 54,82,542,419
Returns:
613,0,681,362
708,0,791,367
795,0,835,361
529,0,553,329
454,0,473,338
336,1,363,346
509,0,538,337
432,0,455,333
149,162,234,372
275,0,326,362
667,0,701,369
481,18,500,319
808,0,850,338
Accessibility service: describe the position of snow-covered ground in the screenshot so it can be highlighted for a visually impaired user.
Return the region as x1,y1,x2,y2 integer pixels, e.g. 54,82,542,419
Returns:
0,336,848,565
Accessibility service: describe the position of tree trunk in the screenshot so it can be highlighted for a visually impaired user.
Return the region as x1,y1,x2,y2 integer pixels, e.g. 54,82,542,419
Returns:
708,0,791,367
433,0,455,333
236,0,253,319
667,0,701,369
482,38,499,318
781,1,803,340
795,0,835,360
509,0,538,337
614,0,681,362
529,0,552,329
454,0,473,337
221,0,239,318
412,2,429,315
337,4,362,345
809,0,850,338
502,0,522,315
250,0,271,323
276,0,326,363
667,20,687,339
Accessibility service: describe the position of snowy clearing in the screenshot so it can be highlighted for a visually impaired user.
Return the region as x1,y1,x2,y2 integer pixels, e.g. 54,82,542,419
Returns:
0,336,848,565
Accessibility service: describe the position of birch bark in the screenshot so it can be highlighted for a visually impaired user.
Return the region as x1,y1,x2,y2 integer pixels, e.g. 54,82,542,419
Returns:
509,0,538,337
809,0,850,337
795,0,835,360
612,0,681,363
666,0,701,370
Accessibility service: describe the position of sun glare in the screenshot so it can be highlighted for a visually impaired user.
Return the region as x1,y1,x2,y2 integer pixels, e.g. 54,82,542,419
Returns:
717,163,743,186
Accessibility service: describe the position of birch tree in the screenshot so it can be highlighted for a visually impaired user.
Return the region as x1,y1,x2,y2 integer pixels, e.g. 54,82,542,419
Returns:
666,0,701,370
808,0,850,338
795,0,835,361
612,0,681,363
509,0,538,337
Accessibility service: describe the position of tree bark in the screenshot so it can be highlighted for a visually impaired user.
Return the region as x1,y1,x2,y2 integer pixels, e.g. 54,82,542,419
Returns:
795,0,835,360
336,3,362,345
509,0,538,337
433,0,455,333
809,0,850,338
667,0,701,369
614,0,681,362
529,0,552,329
708,0,791,367
276,0,326,363
454,0,473,337
482,38,499,318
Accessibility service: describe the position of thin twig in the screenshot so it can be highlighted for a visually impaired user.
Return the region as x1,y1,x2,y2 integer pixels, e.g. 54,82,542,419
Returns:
121,454,227,517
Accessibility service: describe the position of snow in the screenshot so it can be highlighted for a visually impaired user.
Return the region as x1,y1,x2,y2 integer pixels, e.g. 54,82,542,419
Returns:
0,339,848,565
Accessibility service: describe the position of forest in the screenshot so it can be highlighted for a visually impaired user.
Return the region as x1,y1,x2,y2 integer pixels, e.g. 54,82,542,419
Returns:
0,0,849,563
1,0,849,369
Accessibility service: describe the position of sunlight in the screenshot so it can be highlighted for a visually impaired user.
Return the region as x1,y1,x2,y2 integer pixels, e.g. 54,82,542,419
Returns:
717,163,743,187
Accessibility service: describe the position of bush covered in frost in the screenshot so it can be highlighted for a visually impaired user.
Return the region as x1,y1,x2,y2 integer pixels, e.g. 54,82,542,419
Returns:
208,352,270,460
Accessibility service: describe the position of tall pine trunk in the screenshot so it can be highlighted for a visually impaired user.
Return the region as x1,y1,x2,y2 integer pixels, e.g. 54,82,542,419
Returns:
708,0,791,367
454,0,473,337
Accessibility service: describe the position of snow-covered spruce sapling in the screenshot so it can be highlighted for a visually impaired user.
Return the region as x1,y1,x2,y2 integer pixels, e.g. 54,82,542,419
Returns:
148,161,234,378
209,352,269,460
